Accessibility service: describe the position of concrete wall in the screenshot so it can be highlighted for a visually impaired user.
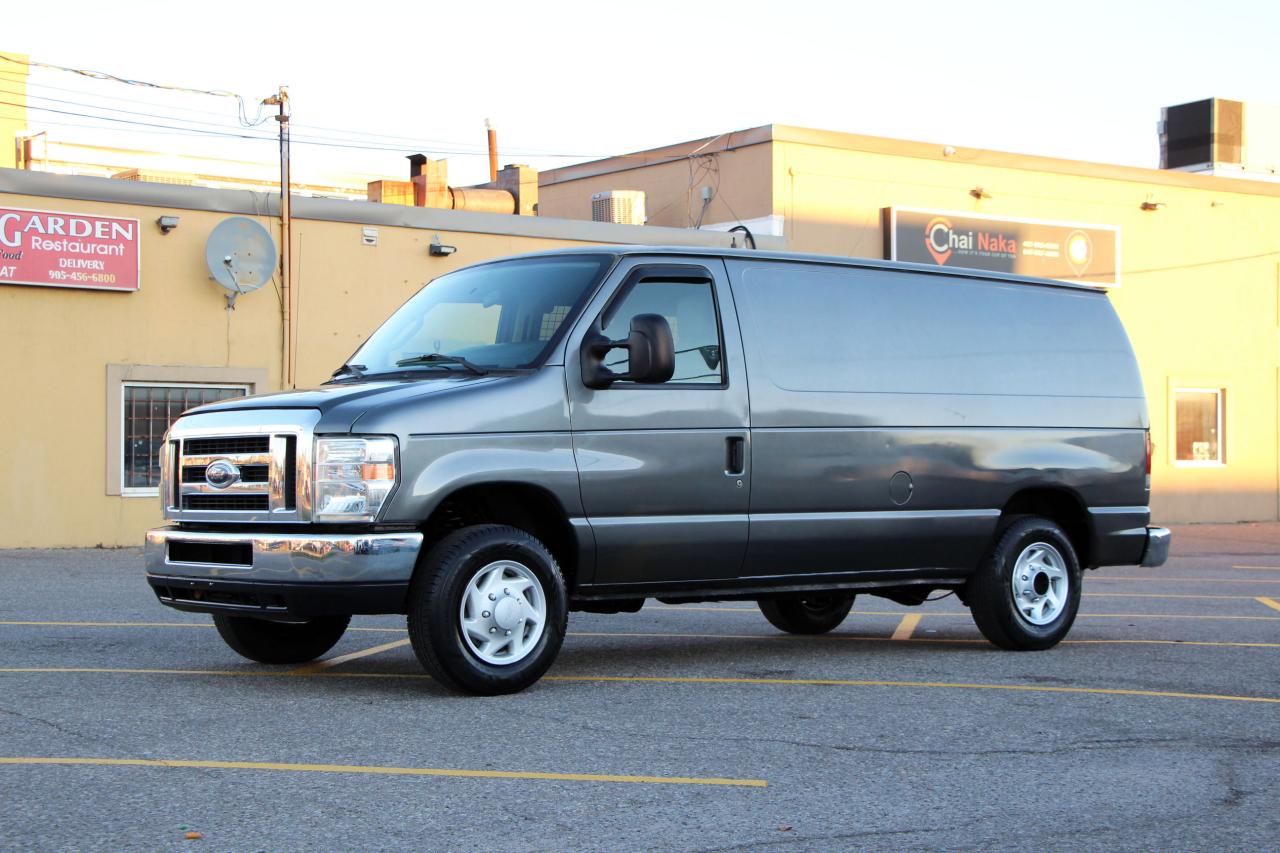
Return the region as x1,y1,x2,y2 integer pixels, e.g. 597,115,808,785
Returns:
538,130,774,228
0,170,769,547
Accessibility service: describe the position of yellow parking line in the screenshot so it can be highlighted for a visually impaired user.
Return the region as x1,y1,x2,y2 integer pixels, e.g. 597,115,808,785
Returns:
289,639,411,675
0,757,765,788
1083,593,1260,600
0,667,288,678
0,621,213,628
1091,577,1280,584
542,675,1280,704
3,666,1277,704
1257,597,1280,613
652,608,1280,622
567,631,1280,649
890,613,923,641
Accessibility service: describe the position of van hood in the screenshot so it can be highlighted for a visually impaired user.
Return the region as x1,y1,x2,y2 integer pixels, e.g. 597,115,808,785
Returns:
189,375,508,433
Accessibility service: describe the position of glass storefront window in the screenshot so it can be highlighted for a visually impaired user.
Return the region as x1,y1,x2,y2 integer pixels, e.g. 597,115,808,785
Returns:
1174,388,1224,465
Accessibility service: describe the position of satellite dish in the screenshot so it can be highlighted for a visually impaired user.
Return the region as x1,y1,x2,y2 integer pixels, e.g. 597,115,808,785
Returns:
205,217,277,308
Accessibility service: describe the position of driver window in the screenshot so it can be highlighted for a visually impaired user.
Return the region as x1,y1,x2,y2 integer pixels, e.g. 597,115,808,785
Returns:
601,279,723,385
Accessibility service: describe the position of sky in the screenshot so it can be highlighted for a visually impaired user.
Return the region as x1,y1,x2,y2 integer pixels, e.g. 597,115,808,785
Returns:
4,0,1278,188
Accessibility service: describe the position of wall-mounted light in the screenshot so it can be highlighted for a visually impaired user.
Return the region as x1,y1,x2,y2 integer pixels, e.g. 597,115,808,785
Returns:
969,187,991,200
156,215,180,234
1141,200,1166,211
429,234,457,256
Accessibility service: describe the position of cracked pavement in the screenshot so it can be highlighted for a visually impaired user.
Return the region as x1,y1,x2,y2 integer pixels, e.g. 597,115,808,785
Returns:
1,523,1278,851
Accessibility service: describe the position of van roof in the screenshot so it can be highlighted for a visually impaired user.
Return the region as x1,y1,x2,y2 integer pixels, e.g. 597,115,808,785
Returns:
482,245,1111,293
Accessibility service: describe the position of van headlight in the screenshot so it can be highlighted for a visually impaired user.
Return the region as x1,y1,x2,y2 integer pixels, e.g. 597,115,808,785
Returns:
314,436,398,522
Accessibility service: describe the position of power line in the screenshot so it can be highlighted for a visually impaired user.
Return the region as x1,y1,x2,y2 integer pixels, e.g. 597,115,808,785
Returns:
1,52,748,168
0,53,269,127
1,69,584,154
6,99,612,159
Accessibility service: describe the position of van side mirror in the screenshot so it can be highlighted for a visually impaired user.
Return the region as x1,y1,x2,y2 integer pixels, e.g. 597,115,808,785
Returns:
581,313,675,389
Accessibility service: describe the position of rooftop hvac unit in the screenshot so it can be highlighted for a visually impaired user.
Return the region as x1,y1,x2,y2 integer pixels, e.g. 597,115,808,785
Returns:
592,190,646,225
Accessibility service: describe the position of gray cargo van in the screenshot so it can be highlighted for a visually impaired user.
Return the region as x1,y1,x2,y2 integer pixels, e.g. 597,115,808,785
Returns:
145,247,1169,694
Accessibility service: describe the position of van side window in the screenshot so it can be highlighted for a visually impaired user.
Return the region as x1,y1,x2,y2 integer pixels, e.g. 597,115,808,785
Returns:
601,280,724,385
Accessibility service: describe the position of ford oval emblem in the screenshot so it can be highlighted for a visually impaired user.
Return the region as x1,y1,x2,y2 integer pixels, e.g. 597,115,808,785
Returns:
204,459,241,489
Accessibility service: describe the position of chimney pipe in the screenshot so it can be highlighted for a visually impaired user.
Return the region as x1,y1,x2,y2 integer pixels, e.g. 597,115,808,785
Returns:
485,118,498,183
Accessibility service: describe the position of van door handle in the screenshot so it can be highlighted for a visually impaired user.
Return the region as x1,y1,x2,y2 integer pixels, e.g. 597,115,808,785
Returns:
725,436,745,476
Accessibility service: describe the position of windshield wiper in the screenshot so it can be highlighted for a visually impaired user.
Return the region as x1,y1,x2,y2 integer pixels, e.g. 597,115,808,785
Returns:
329,362,367,380
394,353,489,375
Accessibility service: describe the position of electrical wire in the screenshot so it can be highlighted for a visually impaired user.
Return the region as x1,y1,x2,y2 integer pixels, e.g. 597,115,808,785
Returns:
2,58,720,164
2,56,616,157
0,53,269,127
4,99,612,159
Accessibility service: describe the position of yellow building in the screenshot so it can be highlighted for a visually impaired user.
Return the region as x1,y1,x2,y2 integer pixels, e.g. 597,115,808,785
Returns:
0,51,27,170
0,169,781,547
539,124,1280,524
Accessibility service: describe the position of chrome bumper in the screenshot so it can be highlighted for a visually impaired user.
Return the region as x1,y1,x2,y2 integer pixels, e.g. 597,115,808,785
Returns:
144,526,423,584
1139,526,1171,568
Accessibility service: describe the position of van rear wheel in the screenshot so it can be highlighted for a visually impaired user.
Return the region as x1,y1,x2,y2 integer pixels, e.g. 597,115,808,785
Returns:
758,594,855,634
212,613,349,664
967,517,1081,650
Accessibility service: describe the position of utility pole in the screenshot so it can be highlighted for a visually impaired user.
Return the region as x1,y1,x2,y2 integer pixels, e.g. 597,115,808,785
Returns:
264,86,292,388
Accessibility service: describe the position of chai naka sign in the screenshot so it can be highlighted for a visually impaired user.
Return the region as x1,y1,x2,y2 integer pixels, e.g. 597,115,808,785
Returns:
0,206,141,292
884,207,1119,287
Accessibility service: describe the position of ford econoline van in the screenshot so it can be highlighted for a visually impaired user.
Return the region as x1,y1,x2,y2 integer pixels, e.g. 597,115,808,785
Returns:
145,247,1169,694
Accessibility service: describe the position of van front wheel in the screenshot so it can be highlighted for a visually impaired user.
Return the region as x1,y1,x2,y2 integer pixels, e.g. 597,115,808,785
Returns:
407,525,568,695
967,517,1081,650
758,594,855,634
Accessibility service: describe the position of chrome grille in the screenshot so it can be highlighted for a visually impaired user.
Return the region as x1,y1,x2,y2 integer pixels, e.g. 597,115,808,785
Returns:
182,494,271,511
176,434,289,513
181,464,270,483
159,409,318,524
183,436,270,456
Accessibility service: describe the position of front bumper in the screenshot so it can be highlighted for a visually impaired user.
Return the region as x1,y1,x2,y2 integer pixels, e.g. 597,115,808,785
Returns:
144,526,423,617
1139,526,1171,568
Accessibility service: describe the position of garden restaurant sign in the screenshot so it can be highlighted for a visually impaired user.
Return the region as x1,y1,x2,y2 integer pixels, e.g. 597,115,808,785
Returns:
885,207,1119,287
0,206,141,292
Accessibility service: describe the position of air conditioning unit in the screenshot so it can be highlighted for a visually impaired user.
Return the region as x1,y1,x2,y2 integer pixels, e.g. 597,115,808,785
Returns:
592,190,646,225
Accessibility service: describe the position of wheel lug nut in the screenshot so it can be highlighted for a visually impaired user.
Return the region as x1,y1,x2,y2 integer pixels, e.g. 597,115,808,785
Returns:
505,630,511,636
504,588,511,595
489,627,496,634
482,611,490,618
488,593,496,601
1021,575,1029,581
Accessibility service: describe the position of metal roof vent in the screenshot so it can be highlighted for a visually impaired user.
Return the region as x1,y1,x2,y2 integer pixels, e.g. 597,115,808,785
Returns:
591,190,646,225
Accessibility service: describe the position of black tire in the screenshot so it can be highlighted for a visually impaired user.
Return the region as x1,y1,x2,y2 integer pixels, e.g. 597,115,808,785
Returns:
967,516,1082,650
211,613,349,664
407,524,568,695
758,594,855,635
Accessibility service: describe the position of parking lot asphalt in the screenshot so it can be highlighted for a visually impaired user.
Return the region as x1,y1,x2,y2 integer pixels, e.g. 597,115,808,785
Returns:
2,523,1279,851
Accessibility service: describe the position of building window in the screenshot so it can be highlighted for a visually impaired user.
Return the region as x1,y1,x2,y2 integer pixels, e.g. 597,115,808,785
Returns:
122,383,248,494
1173,387,1225,466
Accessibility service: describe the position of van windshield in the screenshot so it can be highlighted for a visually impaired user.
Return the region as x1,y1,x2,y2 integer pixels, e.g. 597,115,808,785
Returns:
340,254,613,377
